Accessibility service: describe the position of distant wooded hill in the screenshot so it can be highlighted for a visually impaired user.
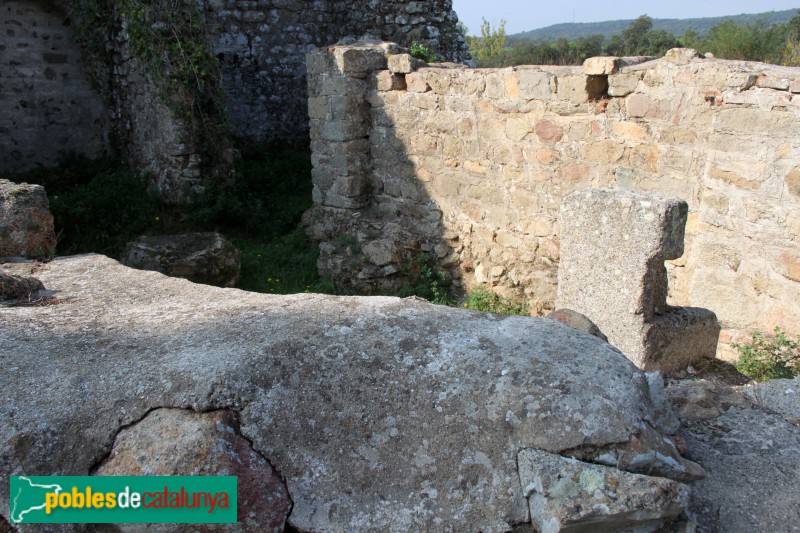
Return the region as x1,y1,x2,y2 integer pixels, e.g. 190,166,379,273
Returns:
509,9,798,43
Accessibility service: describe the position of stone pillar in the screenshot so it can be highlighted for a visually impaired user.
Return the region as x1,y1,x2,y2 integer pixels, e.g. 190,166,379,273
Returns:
306,44,388,210
556,188,719,371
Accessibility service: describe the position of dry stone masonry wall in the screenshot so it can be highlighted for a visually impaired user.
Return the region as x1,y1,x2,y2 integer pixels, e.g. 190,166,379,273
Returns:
304,43,800,357
0,1,109,174
206,0,468,144
1,0,467,185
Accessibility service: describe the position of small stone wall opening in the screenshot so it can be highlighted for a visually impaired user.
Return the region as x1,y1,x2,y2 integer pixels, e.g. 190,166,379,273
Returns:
586,74,609,100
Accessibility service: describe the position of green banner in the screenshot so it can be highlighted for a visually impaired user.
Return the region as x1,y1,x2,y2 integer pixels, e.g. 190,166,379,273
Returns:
9,476,237,524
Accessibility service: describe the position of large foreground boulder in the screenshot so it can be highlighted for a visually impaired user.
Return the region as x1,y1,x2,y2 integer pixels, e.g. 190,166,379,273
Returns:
1,255,695,531
0,180,56,259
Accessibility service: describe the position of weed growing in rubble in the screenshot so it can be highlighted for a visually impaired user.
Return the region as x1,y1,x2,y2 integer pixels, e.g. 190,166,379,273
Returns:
460,286,528,316
733,327,800,382
409,42,437,63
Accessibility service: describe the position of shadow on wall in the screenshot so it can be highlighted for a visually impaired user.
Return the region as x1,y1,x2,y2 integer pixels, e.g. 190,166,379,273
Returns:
302,42,800,359
0,0,109,174
303,41,460,300
303,42,599,310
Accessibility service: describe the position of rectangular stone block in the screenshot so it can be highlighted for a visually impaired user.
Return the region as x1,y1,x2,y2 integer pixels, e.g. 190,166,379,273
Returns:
330,174,369,197
387,53,419,74
645,307,721,372
556,75,589,104
319,75,359,97
406,72,431,92
582,56,618,75
312,186,369,209
608,73,639,97
333,47,387,74
329,95,368,121
756,75,790,91
505,70,553,101
305,50,331,76
374,71,407,92
321,119,366,142
307,97,328,119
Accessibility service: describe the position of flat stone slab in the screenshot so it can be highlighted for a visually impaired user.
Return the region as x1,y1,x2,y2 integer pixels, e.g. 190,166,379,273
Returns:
1,255,661,532
518,448,688,532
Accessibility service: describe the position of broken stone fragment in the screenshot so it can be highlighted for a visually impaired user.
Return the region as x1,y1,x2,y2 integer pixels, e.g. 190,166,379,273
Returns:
94,408,291,533
668,379,752,421
665,48,700,65
0,272,44,301
547,308,608,342
518,448,690,533
122,232,241,288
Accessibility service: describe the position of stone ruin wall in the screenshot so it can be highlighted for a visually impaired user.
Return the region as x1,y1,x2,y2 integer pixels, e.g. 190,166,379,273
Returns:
0,0,467,181
304,44,800,357
0,1,109,174
207,0,468,144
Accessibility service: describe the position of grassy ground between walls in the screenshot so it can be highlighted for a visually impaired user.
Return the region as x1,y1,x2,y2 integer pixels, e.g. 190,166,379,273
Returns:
5,147,526,313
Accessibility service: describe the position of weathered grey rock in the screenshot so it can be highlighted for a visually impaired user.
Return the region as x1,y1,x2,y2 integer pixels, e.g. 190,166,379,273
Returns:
676,402,800,532
122,232,241,287
547,308,608,342
0,255,686,532
0,180,56,259
667,379,752,422
557,188,720,372
94,408,291,533
660,376,800,532
740,377,800,424
0,273,44,301
645,372,680,435
518,448,690,532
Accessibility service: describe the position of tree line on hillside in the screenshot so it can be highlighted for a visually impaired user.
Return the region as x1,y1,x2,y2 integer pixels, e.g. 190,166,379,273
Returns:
465,12,800,67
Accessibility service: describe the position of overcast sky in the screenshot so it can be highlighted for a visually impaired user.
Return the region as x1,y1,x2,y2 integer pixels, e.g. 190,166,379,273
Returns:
451,1,800,35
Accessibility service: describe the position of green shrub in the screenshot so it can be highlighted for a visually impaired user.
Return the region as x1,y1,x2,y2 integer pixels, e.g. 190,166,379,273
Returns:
15,157,161,257
187,145,312,239
397,252,450,304
409,42,437,63
461,286,528,316
733,327,800,382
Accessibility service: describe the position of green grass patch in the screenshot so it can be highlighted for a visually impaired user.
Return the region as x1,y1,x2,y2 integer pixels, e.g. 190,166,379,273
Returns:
236,227,340,295
4,145,340,295
459,286,529,316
